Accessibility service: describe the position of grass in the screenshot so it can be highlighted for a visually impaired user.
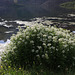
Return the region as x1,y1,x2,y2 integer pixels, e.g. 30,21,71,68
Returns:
60,1,75,9
0,65,75,75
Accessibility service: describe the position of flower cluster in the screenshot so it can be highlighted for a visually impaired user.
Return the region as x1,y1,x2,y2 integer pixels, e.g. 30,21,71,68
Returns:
2,24,75,70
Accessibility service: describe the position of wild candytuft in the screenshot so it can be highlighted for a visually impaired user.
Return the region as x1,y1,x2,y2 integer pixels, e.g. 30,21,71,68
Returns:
2,24,75,70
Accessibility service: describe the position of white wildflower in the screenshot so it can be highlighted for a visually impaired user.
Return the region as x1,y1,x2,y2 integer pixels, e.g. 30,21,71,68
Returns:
37,46,42,49
36,50,39,53
62,50,65,53
26,36,29,39
32,49,34,52
37,28,40,31
34,30,37,32
73,57,75,60
58,38,63,42
58,65,60,68
48,36,52,39
63,45,68,48
37,36,40,39
42,55,45,58
30,40,34,44
53,36,57,42
68,41,74,44
47,43,51,46
56,48,58,51
13,46,16,50
26,32,29,35
51,46,55,49
45,53,49,59
43,35,47,37
43,43,46,46
36,55,40,58
62,41,66,44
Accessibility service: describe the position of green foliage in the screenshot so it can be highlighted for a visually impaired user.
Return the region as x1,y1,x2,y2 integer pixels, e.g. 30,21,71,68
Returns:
2,24,75,70
0,65,75,75
60,1,75,9
0,65,31,75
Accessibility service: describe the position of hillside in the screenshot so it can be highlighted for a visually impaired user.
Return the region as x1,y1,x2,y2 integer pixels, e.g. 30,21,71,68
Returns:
0,0,73,7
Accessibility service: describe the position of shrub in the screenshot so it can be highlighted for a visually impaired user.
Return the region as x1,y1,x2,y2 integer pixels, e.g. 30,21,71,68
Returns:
2,24,75,70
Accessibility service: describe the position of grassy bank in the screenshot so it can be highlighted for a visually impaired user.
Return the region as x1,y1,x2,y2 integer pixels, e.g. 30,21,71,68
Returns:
0,65,75,75
60,1,75,9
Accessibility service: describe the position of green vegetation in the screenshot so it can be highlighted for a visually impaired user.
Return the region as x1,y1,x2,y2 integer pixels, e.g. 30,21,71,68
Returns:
60,1,75,9
1,24,75,74
0,65,75,75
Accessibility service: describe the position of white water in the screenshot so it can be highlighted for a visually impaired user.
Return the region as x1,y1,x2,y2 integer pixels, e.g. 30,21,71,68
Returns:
0,39,10,64
0,39,10,52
